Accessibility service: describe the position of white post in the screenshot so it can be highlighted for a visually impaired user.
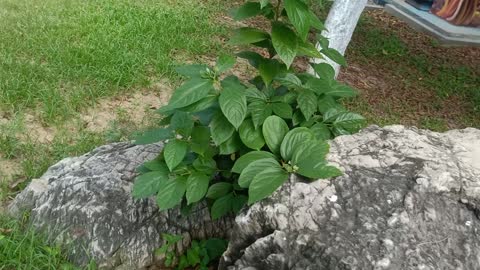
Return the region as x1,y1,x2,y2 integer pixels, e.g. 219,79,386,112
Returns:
308,0,368,78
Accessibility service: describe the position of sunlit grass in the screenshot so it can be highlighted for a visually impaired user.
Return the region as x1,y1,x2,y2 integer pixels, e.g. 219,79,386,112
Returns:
0,0,225,122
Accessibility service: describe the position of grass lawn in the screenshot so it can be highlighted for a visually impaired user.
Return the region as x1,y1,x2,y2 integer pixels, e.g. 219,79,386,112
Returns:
0,0,225,122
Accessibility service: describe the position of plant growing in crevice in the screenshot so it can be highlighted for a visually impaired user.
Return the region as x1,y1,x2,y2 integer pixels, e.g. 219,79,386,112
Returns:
133,0,364,220
155,233,227,270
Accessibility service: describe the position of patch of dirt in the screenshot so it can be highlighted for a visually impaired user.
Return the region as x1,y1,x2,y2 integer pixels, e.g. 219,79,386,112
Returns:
0,80,173,195
0,158,21,182
81,86,171,133
340,10,480,129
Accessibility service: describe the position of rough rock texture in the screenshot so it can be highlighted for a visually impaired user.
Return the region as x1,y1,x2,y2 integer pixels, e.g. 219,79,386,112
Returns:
10,125,480,270
221,125,480,270
8,143,232,269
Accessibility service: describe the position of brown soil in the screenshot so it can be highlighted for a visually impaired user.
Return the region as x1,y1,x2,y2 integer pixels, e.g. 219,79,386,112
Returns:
340,10,480,129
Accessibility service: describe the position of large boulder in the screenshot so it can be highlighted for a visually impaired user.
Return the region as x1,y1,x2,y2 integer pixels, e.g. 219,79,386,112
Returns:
220,125,480,269
8,142,232,269
9,125,480,269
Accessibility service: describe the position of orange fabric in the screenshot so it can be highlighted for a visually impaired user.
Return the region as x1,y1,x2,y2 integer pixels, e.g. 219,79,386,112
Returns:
432,0,480,26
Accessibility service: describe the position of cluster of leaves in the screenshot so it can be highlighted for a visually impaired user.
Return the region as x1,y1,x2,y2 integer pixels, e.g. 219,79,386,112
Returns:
156,234,227,270
133,0,364,220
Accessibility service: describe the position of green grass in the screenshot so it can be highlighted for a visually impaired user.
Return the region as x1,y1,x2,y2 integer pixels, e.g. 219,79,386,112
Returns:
0,214,96,270
0,110,156,200
344,13,480,130
0,0,225,122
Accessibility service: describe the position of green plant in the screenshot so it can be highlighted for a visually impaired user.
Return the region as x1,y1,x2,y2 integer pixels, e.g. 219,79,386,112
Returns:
0,213,97,270
132,0,364,219
155,234,227,270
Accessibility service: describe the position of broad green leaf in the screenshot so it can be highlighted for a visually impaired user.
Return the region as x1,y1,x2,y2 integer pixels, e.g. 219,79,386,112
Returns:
300,116,318,128
229,27,269,45
310,123,332,140
239,118,265,150
206,182,232,199
238,158,280,188
297,89,318,121
216,55,236,73
191,126,211,156
275,73,302,88
292,110,305,126
186,172,210,204
284,0,310,40
175,64,208,78
258,59,286,85
249,100,272,129
271,23,298,68
318,95,344,114
232,195,248,213
219,79,247,129
219,133,243,155
262,115,289,154
272,102,293,119
292,140,329,166
171,111,194,137
324,84,357,98
280,127,315,161
245,87,267,101
309,11,325,30
333,112,365,132
333,126,351,136
323,108,342,122
194,107,217,126
135,128,174,145
193,157,216,175
132,171,168,198
143,159,168,172
168,78,214,109
271,92,297,104
180,95,218,114
232,151,277,173
321,48,347,66
231,2,262,20
297,164,342,179
136,164,150,174
317,34,329,49
204,238,228,260
248,167,288,204
252,39,275,55
311,63,335,80
237,51,264,68
304,77,332,95
211,193,234,219
210,112,235,145
156,176,187,210
163,140,188,171
297,39,323,58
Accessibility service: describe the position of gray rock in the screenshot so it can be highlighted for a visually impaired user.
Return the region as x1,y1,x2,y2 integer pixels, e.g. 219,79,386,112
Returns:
8,142,232,269
9,126,480,270
221,125,480,270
